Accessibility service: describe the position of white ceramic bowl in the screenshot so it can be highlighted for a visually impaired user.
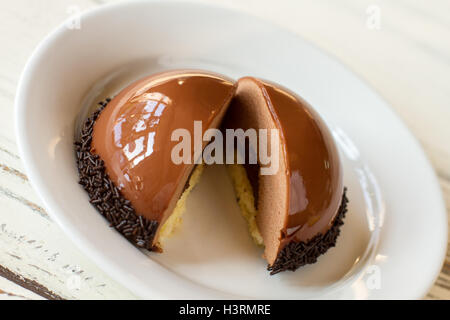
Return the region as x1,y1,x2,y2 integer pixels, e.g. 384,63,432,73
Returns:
15,0,447,299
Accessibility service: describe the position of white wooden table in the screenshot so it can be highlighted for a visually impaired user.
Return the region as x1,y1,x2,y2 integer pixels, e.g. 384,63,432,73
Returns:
0,0,448,299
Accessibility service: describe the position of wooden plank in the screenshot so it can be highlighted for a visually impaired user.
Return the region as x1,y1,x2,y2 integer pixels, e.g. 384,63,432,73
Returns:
0,265,61,300
0,137,136,299
0,272,44,300
0,0,135,300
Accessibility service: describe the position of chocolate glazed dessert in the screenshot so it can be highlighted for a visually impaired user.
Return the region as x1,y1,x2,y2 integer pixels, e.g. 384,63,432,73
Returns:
224,77,348,274
76,70,236,251
75,71,348,274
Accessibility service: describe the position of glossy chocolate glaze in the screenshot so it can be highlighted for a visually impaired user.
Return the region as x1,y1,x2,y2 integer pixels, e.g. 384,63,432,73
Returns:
245,77,343,245
91,71,235,223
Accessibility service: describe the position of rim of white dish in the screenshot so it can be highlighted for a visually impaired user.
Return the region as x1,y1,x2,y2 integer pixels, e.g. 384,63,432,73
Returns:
15,0,447,299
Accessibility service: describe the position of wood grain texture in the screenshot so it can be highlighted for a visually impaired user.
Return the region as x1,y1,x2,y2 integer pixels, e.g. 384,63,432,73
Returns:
0,0,136,299
0,0,448,299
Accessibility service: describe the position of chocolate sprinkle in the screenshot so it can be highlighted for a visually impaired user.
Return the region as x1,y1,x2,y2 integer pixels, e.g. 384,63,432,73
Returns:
74,101,159,251
268,188,349,275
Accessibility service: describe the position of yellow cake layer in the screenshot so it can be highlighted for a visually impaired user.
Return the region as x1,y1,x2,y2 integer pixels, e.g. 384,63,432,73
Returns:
226,164,264,246
159,162,264,248
158,164,205,243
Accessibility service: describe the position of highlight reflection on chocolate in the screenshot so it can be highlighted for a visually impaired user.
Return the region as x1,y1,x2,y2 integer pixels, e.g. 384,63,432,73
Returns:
91,70,235,224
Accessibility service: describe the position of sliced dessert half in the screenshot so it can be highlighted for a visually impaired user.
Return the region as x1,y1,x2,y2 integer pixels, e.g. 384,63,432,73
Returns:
223,77,347,274
77,70,236,251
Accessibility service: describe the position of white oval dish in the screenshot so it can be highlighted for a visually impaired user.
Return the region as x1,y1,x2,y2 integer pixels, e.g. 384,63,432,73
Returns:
15,0,447,299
